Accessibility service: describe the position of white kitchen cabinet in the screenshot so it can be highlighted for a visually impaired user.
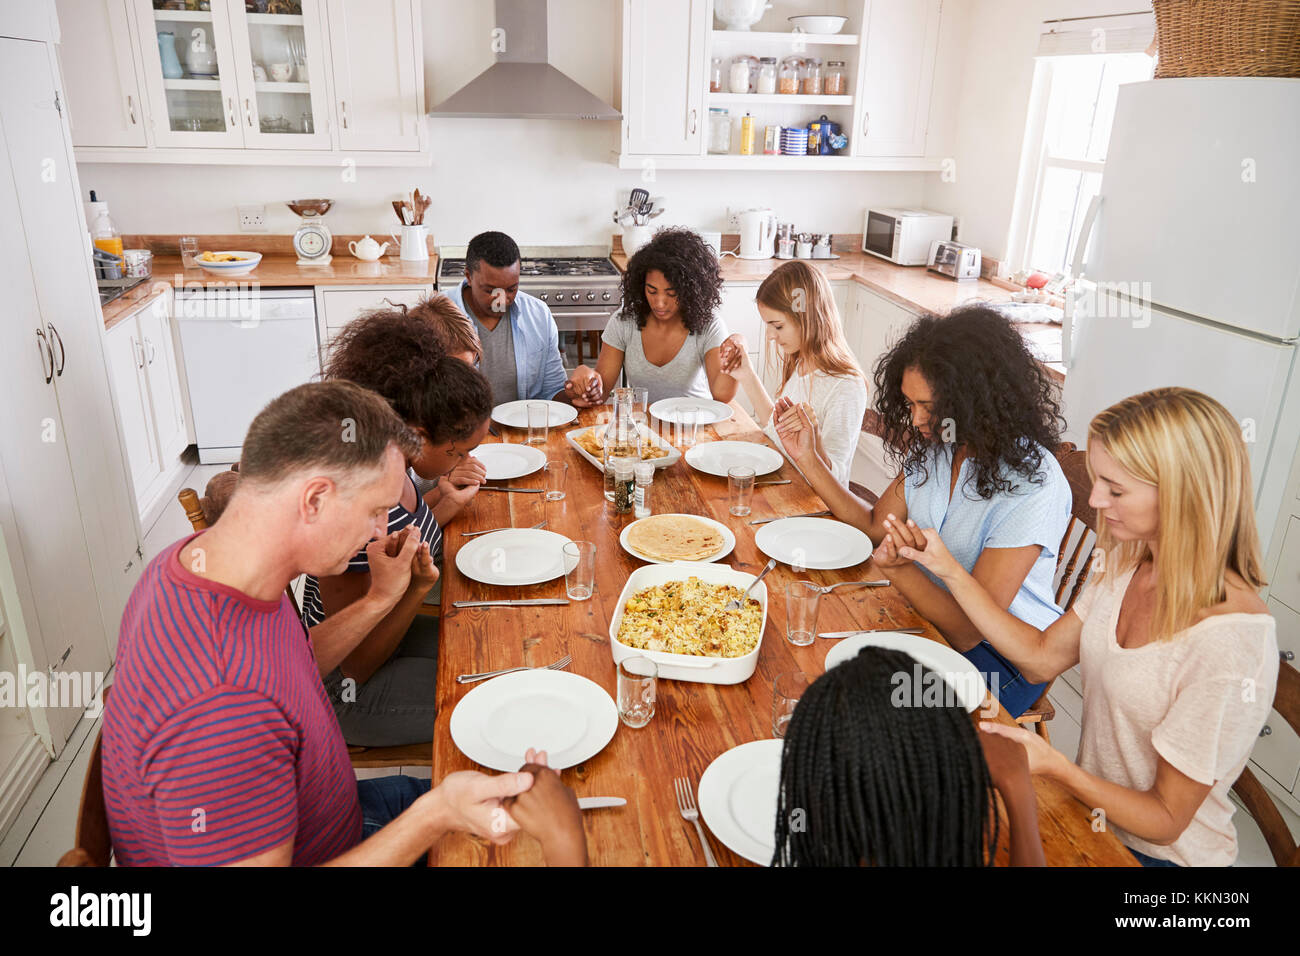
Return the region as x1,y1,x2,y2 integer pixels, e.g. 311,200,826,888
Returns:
853,0,942,157
325,0,423,152
1253,596,1300,795
622,0,707,157
56,0,149,148
316,284,433,356
137,292,189,462
105,315,162,500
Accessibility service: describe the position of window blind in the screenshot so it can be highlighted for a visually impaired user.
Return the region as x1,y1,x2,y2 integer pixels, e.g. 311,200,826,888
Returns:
1038,11,1156,56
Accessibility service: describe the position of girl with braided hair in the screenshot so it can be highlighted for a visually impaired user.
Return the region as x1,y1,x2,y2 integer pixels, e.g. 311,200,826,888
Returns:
773,647,1045,866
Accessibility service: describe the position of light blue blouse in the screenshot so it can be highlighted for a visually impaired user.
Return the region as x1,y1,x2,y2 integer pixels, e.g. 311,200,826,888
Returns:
904,443,1071,630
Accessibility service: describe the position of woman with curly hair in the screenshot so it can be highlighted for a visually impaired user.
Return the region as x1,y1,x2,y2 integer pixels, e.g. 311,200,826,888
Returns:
567,227,738,406
775,305,1071,716
303,304,493,747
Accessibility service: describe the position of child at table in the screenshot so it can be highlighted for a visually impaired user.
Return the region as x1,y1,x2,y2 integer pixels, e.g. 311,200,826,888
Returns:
716,260,868,485
773,646,1045,866
885,387,1277,866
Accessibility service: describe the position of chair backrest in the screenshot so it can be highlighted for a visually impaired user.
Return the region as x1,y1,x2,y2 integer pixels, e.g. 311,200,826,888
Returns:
57,685,112,867
1051,442,1097,613
1232,659,1300,867
178,487,208,532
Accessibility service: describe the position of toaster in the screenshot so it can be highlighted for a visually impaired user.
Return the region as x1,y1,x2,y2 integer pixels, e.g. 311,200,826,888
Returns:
927,240,982,281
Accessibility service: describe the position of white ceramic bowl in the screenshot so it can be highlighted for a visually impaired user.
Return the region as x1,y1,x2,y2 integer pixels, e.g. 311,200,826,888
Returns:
608,561,768,684
788,15,848,35
716,0,772,31
193,251,262,277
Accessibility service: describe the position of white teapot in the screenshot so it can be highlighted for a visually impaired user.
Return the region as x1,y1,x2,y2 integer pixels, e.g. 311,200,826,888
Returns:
348,235,390,261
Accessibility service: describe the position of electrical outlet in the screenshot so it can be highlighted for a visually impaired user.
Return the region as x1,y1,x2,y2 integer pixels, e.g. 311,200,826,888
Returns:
238,204,267,232
724,206,740,229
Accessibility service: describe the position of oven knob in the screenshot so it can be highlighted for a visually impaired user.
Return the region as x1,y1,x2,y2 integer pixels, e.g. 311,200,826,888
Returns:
539,292,548,301
570,292,580,302
601,292,611,301
586,292,596,301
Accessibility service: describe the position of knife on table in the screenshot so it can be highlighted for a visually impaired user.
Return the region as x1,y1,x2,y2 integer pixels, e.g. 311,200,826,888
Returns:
452,599,570,608
479,486,544,493
749,510,832,525
577,797,627,810
818,627,926,639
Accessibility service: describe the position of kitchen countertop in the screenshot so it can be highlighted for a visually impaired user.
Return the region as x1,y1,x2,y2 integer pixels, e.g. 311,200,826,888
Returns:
101,253,439,331
610,248,1064,382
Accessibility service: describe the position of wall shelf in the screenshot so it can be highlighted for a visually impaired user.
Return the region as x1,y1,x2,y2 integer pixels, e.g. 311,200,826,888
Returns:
162,77,221,90
617,153,946,171
708,93,853,106
711,30,859,46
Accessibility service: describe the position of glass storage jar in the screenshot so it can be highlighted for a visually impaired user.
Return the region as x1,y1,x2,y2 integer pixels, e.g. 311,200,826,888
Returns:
800,57,823,95
710,56,724,93
756,57,777,94
778,56,802,94
824,60,847,96
729,55,757,94
707,107,731,154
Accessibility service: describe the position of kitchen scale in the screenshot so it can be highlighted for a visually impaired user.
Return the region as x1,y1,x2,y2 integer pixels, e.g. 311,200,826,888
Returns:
287,198,334,265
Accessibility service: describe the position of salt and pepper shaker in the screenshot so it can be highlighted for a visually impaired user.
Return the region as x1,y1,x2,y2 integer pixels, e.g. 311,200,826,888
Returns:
634,462,655,519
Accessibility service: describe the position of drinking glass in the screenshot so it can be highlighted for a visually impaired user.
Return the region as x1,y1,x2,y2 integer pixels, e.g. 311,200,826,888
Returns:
784,580,821,647
728,466,755,517
527,402,549,445
179,236,199,268
772,671,810,738
630,387,649,422
676,406,699,447
544,460,568,501
562,540,596,601
617,656,657,728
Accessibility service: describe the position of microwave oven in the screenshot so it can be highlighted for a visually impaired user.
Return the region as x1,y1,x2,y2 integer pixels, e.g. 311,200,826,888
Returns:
862,208,954,266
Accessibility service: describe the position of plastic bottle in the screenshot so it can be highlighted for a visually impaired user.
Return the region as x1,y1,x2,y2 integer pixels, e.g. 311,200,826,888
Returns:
88,190,124,259
634,462,655,518
740,113,755,156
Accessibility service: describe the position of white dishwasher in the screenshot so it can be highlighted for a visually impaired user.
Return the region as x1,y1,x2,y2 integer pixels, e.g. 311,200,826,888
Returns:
175,287,320,464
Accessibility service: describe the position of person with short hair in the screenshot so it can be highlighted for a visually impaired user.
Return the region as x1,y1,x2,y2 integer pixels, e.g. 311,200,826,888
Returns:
889,387,1278,867
102,382,584,865
409,293,481,365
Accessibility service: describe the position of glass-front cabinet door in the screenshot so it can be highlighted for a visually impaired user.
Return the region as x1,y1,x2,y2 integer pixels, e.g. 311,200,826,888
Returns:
226,0,333,149
134,0,245,147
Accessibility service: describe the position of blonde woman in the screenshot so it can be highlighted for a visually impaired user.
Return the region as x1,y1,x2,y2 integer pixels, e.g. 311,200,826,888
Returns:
717,261,867,484
883,387,1278,866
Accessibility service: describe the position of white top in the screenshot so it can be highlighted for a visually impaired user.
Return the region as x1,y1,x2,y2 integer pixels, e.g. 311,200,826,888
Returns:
1072,564,1279,866
602,313,729,406
761,368,868,485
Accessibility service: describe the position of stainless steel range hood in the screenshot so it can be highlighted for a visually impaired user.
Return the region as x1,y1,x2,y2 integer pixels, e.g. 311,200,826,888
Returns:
429,0,620,120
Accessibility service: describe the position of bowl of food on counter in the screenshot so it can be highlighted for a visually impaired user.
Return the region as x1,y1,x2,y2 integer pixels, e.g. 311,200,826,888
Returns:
192,250,262,277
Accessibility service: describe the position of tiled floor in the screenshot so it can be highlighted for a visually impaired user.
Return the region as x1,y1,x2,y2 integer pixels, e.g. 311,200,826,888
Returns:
3,462,1297,866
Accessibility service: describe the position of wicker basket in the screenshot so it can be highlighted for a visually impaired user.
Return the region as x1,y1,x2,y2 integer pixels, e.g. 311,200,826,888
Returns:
1152,0,1300,77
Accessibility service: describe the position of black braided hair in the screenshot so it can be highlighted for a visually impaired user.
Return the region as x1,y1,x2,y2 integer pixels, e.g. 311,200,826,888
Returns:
772,646,998,866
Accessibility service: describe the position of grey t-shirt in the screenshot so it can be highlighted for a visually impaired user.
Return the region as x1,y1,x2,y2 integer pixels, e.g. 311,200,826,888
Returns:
471,310,518,405
601,313,728,405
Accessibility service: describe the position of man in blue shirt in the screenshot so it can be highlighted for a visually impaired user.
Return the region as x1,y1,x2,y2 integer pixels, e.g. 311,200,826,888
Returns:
443,231,597,406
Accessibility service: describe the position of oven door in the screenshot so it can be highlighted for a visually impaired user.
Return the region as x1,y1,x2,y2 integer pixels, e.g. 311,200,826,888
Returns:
863,210,899,261
551,307,616,371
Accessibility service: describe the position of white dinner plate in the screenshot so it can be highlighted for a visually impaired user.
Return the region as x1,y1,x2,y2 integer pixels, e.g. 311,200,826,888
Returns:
470,442,547,481
698,739,784,866
454,529,572,586
754,516,873,570
684,441,784,478
649,397,734,425
823,632,988,713
491,400,579,429
449,669,618,772
618,514,736,564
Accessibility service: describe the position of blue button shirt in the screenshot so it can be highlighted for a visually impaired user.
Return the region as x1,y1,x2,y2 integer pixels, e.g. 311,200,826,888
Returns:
443,281,568,402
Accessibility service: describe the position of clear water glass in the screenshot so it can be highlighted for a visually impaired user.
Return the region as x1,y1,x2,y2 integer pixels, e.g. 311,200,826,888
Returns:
527,402,549,445
676,406,699,447
179,236,199,267
544,460,567,501
618,656,657,728
784,580,821,647
772,671,810,738
728,466,755,517
562,540,595,601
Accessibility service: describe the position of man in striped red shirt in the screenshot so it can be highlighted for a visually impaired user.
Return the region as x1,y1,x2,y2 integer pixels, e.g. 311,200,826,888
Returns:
102,381,558,865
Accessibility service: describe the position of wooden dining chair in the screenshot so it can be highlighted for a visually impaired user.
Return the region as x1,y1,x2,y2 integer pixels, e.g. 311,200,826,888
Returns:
57,685,112,867
1231,658,1300,867
1015,442,1097,742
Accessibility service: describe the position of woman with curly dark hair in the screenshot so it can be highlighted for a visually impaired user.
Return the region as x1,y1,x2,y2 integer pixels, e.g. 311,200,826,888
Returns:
567,227,738,406
775,305,1072,717
302,303,493,746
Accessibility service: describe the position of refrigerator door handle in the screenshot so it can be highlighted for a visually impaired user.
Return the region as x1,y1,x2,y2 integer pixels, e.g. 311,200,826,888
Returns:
1064,193,1104,370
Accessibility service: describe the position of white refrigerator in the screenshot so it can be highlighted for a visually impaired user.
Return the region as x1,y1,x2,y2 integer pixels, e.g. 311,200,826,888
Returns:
1061,78,1300,555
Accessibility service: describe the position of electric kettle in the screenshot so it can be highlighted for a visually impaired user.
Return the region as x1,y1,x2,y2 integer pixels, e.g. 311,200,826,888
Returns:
737,208,776,260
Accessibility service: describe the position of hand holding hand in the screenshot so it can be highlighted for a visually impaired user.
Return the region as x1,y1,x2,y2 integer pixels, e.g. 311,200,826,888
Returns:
884,518,964,582
718,334,748,378
774,402,816,463
503,748,588,866
427,769,535,846
565,366,605,408
365,527,418,606
979,720,1064,778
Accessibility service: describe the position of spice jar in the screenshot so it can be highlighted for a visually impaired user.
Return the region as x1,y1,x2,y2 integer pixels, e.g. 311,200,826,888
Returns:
778,56,800,95
710,56,724,93
633,462,655,519
824,60,847,96
708,107,731,154
613,459,636,514
800,57,822,95
729,55,756,94
756,57,777,94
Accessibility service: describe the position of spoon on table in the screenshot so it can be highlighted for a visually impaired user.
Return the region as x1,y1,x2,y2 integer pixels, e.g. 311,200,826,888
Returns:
725,557,776,611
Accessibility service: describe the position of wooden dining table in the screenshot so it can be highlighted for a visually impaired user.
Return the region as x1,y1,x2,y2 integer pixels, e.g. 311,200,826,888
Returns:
429,403,1135,867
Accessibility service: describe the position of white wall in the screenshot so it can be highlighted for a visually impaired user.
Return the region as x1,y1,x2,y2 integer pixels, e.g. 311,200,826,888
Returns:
923,0,1153,261
75,0,928,247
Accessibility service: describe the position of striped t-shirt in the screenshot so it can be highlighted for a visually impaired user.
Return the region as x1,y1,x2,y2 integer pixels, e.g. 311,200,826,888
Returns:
102,533,361,866
300,469,442,628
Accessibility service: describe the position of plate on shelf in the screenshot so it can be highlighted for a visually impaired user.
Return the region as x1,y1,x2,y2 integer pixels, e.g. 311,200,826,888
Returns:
470,443,547,481
684,440,784,478
698,739,784,866
454,529,572,586
649,397,734,426
193,250,262,277
491,400,578,430
824,632,987,713
619,514,736,565
754,517,872,570
449,669,618,772
565,425,681,472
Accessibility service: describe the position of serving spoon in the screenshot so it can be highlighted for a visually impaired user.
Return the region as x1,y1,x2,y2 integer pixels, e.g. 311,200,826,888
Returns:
725,557,777,611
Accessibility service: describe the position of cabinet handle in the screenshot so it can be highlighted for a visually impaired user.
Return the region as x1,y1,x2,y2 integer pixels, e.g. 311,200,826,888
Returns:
145,337,157,365
688,108,697,136
127,94,137,125
863,111,869,134
226,97,236,129
35,328,54,384
1259,725,1273,738
244,98,253,127
47,322,65,376
340,100,349,129
1282,650,1295,662
132,337,144,370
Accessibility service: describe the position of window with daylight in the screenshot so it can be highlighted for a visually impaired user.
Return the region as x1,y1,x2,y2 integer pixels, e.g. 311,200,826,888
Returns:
1007,14,1155,276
